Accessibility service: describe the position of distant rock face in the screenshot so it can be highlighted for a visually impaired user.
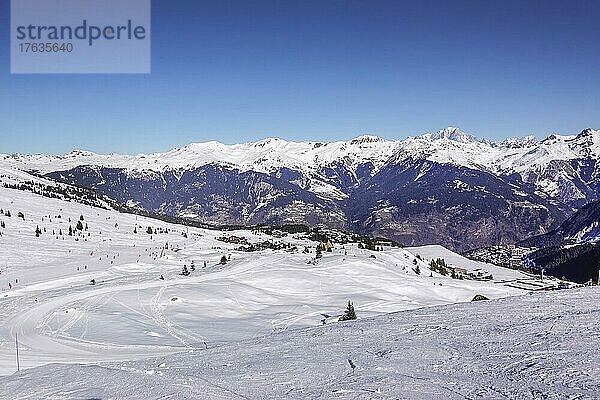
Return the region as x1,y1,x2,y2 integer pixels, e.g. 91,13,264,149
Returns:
346,159,560,251
18,127,600,252
47,160,560,253
517,196,600,283
520,198,600,248
48,164,347,229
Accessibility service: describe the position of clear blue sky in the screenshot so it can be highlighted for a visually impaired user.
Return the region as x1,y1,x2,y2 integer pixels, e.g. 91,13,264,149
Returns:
1,0,600,154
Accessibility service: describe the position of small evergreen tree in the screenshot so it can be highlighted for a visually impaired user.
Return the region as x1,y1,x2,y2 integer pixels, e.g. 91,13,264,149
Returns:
69,226,73,236
220,255,228,265
339,301,357,321
79,215,84,221
76,220,84,231
147,226,153,235
181,265,190,276
35,225,42,237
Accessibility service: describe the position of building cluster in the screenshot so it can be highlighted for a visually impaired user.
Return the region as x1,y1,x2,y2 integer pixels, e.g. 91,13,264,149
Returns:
465,245,537,271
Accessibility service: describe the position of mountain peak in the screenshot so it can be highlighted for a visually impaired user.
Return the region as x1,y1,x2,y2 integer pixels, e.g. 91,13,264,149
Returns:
63,150,96,158
576,128,600,139
499,135,538,148
350,135,384,145
252,137,287,148
422,127,480,143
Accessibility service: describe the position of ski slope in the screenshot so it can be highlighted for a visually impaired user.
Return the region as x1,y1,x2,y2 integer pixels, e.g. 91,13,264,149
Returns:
2,287,598,399
0,168,534,379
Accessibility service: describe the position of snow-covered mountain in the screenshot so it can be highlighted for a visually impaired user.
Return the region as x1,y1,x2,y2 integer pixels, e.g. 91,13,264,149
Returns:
4,127,600,251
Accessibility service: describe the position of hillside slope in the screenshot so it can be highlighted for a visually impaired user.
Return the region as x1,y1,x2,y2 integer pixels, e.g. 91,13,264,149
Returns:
2,288,597,399
519,199,600,283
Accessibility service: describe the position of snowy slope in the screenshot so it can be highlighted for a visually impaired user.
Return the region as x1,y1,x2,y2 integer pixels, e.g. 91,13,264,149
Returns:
0,168,533,377
407,245,528,281
2,287,598,399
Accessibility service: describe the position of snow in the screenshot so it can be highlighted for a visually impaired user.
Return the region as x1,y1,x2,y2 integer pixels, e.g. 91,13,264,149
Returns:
0,136,399,181
2,127,600,203
2,287,598,399
0,167,536,381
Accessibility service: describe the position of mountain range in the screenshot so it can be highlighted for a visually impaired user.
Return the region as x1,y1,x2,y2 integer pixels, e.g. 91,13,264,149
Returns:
4,127,600,252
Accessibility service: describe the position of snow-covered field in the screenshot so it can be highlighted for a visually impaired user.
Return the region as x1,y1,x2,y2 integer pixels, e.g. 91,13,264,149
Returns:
2,287,599,399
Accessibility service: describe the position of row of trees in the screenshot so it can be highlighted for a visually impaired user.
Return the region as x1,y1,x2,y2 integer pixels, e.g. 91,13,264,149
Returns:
181,257,228,276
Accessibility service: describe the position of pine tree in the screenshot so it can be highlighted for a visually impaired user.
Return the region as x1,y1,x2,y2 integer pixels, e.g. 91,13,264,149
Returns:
35,225,42,237
220,255,228,265
79,215,84,221
76,220,84,231
69,226,73,236
147,226,153,234
339,301,357,321
181,265,190,276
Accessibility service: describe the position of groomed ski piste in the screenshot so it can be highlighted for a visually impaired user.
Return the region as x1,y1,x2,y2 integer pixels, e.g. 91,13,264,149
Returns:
0,167,589,398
